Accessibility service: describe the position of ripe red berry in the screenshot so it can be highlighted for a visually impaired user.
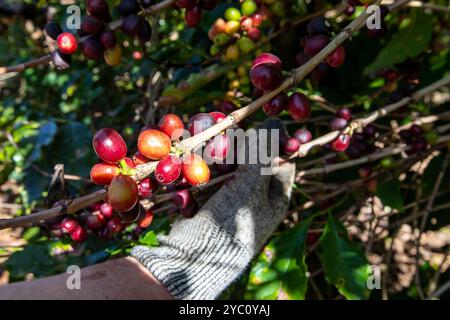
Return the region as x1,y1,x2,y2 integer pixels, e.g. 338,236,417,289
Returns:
137,129,171,160
336,107,352,121
87,0,111,20
331,134,351,152
44,21,62,40
119,205,141,223
133,152,150,166
56,32,78,54
159,113,184,140
283,137,300,154
90,162,120,185
118,0,140,16
93,128,127,163
251,12,263,27
358,165,372,179
293,128,313,144
304,35,330,57
327,46,346,68
307,17,331,36
209,111,226,123
171,189,193,209
107,217,123,234
82,15,105,35
247,27,261,41
86,212,106,230
185,6,203,28
250,63,283,91
287,93,311,122
155,154,182,185
204,134,231,162
220,101,237,114
263,93,287,117
410,124,423,137
181,201,199,218
108,175,139,212
240,16,253,31
329,117,348,131
70,225,88,243
187,113,216,136
100,202,114,219
138,210,154,228
252,53,282,69
182,154,211,187
176,0,196,9
60,217,79,234
311,62,329,81
138,178,154,197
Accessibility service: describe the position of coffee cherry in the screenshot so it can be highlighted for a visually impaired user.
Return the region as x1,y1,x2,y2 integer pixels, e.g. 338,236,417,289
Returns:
155,154,182,185
133,151,149,165
252,53,282,69
182,154,211,187
363,125,376,138
172,189,192,209
304,35,330,57
225,45,240,60
263,93,287,116
107,217,124,234
283,137,300,154
225,7,241,22
87,0,111,19
100,31,117,49
90,162,120,185
247,27,261,41
100,202,114,219
181,200,199,218
413,137,428,152
93,128,127,163
209,111,226,123
358,165,372,178
241,0,258,16
410,124,423,137
44,21,62,40
61,217,78,234
293,128,312,144
220,101,237,114
287,93,311,122
175,0,196,9
70,225,88,243
86,212,106,230
108,175,139,212
56,32,78,55
251,12,263,27
82,15,104,35
329,117,348,131
250,63,283,91
240,16,253,31
344,5,355,16
118,0,140,16
331,134,351,152
307,17,331,36
327,46,346,68
138,210,154,228
204,134,231,162
187,113,216,136
81,36,104,60
51,50,71,70
104,45,122,66
311,62,329,81
336,107,352,121
137,178,153,197
121,14,144,36
237,37,254,54
185,6,202,27
119,205,141,223
159,113,184,140
225,20,240,35
137,129,171,160
139,20,152,43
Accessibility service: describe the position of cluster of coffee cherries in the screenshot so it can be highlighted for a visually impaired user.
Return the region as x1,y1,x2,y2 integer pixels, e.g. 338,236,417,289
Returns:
295,17,346,83
208,1,268,61
90,112,232,216
224,62,252,96
399,124,428,155
175,0,218,27
44,0,153,69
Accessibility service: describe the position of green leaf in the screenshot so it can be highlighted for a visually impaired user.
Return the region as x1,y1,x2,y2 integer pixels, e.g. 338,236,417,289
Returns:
139,231,159,246
365,10,433,74
376,179,404,212
319,215,370,300
27,121,58,162
246,220,310,300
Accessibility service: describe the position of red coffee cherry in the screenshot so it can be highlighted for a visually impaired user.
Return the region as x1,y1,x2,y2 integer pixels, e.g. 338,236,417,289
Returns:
304,35,330,57
187,113,216,136
100,202,114,219
108,175,139,212
263,93,287,117
204,134,231,162
182,154,211,187
283,137,301,154
209,111,227,123
70,225,88,243
137,129,171,160
90,162,120,185
138,210,154,228
154,154,182,185
287,93,311,122
93,128,127,163
138,178,154,197
185,6,203,27
60,217,79,234
331,134,351,152
293,128,313,144
107,217,124,234
327,46,346,68
82,15,105,35
250,63,283,91
56,32,78,54
86,212,106,230
159,113,184,140
252,53,282,69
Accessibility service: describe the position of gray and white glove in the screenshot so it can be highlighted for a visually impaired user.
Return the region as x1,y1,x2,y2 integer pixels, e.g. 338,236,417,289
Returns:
131,145,295,300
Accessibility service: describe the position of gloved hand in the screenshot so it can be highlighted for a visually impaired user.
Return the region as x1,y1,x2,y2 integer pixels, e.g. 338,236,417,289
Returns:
131,132,295,300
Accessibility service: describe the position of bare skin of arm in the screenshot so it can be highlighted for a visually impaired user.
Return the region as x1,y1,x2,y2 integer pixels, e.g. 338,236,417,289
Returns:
0,257,174,300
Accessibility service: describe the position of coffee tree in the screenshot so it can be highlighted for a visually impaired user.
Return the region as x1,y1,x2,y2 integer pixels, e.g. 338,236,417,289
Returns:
0,0,450,300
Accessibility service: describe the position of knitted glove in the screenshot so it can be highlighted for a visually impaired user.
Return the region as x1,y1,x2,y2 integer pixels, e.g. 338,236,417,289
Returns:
131,141,295,300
